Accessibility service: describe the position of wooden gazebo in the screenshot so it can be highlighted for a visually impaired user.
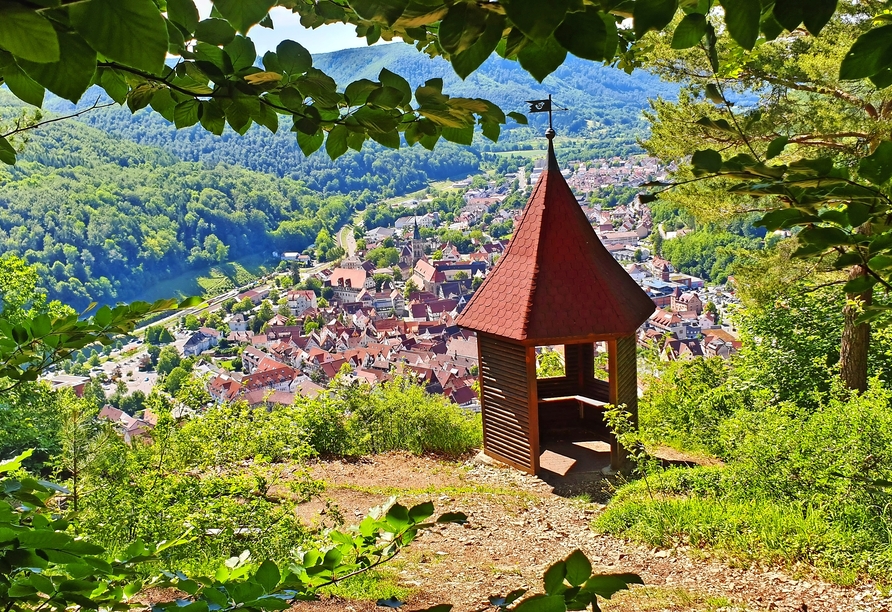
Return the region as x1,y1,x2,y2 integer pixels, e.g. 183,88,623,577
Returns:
456,130,655,474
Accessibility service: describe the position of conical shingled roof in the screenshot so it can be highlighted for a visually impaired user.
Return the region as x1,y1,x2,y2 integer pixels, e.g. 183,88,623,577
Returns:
456,134,655,342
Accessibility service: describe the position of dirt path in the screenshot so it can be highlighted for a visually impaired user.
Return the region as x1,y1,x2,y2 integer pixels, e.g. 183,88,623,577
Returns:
292,453,892,612
337,225,357,258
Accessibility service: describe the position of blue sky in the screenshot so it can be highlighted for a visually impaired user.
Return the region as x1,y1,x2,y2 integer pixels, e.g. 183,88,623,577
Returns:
194,1,375,54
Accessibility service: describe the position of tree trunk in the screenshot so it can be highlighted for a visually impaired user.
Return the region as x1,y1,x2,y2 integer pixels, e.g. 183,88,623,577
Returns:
840,264,873,392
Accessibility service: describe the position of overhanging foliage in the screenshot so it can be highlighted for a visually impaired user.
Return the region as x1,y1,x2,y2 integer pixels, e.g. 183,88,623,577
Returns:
0,0,887,164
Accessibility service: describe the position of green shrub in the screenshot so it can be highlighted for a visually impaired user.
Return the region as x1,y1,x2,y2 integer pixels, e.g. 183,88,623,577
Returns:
292,375,482,457
0,449,482,612
722,382,892,507
292,394,352,456
344,376,482,456
64,391,322,572
638,357,759,456
80,457,317,572
170,397,316,466
732,287,892,409
0,382,64,466
69,376,480,572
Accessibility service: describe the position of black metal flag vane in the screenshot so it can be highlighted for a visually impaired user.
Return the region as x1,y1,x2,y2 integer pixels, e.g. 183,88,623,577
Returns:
525,94,567,130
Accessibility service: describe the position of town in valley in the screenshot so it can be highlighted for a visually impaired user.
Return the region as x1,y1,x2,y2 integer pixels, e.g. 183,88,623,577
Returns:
47,153,741,439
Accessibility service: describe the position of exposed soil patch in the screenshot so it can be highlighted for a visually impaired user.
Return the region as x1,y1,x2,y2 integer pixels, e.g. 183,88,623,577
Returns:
292,452,891,612
653,446,724,468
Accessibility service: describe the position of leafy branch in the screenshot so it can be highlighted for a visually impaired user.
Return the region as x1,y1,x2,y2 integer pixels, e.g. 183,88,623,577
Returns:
0,297,202,393
1,0,889,167
0,98,115,140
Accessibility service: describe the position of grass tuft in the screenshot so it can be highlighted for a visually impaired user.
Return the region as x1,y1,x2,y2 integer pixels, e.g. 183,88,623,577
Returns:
596,466,892,584
319,569,411,601
603,586,747,611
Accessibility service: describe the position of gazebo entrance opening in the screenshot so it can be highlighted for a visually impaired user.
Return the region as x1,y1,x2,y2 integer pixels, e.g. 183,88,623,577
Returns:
533,341,632,475
535,343,610,444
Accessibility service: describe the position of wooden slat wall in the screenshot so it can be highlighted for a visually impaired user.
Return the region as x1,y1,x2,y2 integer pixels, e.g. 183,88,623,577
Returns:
536,376,575,396
479,334,536,472
584,378,610,403
577,343,594,386
608,334,639,469
564,344,580,384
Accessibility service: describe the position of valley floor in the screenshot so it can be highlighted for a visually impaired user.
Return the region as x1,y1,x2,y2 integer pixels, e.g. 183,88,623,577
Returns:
291,453,891,612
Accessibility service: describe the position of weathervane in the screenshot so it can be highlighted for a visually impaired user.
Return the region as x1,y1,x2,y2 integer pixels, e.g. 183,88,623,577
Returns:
525,94,567,131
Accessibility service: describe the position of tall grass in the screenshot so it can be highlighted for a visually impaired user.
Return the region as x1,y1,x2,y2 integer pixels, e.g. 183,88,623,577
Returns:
602,378,892,583
597,468,892,583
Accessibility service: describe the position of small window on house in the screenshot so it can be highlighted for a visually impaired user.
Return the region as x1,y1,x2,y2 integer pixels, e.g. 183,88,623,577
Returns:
536,346,565,378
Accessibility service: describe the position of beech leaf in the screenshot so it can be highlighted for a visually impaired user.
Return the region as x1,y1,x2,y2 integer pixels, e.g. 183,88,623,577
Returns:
69,0,168,74
634,0,678,37
720,0,760,50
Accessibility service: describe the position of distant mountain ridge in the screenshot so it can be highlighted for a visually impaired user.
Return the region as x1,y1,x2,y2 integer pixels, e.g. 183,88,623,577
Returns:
312,43,677,132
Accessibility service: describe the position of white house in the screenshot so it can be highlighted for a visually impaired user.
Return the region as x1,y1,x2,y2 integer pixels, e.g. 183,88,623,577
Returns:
227,313,247,332
287,290,318,316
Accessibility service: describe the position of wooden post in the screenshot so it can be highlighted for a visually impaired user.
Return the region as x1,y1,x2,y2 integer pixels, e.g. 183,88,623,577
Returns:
615,334,639,425
607,338,620,470
608,334,638,471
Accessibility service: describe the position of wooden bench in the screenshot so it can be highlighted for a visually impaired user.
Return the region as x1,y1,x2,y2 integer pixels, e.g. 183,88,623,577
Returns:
538,395,607,419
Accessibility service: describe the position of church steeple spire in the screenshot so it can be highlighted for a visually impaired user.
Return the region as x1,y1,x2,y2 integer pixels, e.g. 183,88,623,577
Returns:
411,217,424,263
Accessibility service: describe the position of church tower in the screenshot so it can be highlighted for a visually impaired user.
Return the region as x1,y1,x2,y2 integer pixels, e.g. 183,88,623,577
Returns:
411,218,424,263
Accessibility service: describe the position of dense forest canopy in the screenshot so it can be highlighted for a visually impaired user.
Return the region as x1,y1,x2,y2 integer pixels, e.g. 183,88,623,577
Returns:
0,110,355,308
58,90,482,196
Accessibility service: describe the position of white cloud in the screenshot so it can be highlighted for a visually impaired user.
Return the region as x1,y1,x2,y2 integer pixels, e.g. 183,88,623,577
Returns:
192,1,372,55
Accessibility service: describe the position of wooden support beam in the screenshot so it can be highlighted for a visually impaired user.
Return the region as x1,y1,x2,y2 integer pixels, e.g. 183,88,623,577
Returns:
607,338,620,470
608,334,638,471
525,345,540,474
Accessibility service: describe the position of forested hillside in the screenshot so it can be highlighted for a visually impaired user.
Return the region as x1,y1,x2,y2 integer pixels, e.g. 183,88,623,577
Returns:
0,117,353,308
56,101,481,197
0,42,678,308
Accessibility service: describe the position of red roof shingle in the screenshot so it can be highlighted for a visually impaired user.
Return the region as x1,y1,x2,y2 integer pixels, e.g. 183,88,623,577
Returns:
456,137,655,341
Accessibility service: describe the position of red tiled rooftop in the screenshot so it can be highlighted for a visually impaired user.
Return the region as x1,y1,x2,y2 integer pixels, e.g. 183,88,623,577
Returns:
329,267,368,288
243,390,295,407
456,137,655,342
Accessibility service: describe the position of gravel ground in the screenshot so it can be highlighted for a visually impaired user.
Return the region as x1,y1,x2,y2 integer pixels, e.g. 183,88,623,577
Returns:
289,453,892,612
